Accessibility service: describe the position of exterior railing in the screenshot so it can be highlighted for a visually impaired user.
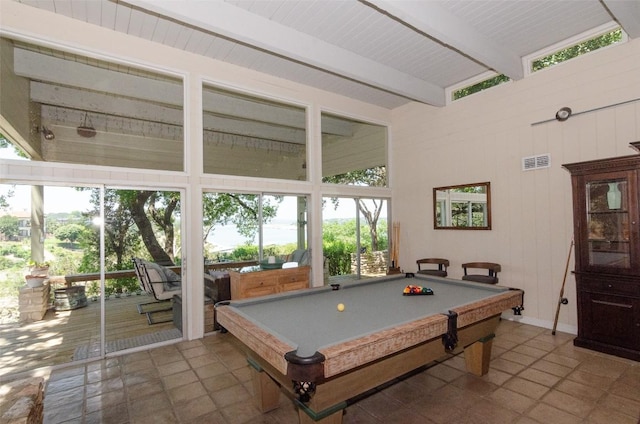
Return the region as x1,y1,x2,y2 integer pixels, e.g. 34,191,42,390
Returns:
47,260,258,288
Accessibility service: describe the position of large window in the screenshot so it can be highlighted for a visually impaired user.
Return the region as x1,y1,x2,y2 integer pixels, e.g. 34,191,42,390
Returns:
0,37,184,170
321,113,387,187
202,85,307,180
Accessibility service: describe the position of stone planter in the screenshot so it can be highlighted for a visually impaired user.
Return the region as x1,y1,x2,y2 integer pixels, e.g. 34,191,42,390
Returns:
24,276,46,288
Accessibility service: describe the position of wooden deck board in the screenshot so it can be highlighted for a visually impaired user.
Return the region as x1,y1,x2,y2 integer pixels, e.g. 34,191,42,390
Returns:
0,292,179,379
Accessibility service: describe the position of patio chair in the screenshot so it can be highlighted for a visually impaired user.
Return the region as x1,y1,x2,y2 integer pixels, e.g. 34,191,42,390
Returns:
286,249,310,266
132,258,181,324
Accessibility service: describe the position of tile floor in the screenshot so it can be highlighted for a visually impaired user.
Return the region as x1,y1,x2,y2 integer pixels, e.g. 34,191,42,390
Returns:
40,320,640,424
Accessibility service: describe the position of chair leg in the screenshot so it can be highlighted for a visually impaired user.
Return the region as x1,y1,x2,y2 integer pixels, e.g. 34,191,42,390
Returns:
145,309,173,325
136,299,171,314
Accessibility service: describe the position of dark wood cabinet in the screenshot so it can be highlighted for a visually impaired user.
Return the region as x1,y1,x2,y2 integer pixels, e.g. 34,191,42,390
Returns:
563,144,640,361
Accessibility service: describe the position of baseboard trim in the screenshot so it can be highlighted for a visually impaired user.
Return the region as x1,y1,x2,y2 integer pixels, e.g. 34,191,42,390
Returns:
500,313,577,335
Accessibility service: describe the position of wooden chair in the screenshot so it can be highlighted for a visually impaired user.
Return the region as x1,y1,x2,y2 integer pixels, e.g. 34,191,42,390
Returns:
461,262,501,284
416,258,449,277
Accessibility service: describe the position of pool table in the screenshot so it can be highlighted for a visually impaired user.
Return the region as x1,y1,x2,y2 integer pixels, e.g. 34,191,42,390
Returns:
216,274,524,424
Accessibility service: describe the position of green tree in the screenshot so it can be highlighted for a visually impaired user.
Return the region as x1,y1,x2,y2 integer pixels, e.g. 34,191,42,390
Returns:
203,193,280,242
0,215,19,240
83,189,144,272
53,223,86,243
323,166,387,251
81,189,282,269
0,133,27,159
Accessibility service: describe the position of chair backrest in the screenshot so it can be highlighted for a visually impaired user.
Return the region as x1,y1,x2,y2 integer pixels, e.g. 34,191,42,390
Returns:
461,262,501,284
288,249,310,266
132,258,152,294
416,258,449,277
132,257,181,300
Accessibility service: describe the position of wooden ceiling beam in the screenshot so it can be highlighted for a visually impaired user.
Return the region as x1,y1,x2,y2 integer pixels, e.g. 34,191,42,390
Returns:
364,0,524,81
602,0,640,38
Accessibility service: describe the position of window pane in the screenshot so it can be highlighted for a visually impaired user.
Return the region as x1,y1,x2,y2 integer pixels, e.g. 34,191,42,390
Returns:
321,113,387,187
202,85,307,180
0,37,184,170
203,192,306,262
532,28,623,72
452,74,510,100
262,195,307,258
586,180,631,268
322,196,389,282
203,192,262,263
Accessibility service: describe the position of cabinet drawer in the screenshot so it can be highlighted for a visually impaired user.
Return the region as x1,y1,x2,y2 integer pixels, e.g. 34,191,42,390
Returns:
244,285,278,298
278,272,306,284
280,280,308,292
579,278,639,297
243,278,277,291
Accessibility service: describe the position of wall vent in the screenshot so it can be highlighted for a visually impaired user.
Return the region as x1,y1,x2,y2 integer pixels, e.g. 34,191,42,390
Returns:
522,154,551,171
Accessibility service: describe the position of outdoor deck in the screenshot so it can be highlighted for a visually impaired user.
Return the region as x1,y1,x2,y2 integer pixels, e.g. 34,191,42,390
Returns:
0,291,179,380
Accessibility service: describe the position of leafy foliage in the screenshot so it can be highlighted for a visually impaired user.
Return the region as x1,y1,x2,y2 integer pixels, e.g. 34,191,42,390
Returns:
453,74,510,100
322,166,387,187
0,215,19,240
532,29,622,72
203,193,281,241
322,219,388,275
54,224,86,243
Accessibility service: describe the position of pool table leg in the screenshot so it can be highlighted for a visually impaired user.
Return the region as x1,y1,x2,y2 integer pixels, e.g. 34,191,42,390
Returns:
463,334,495,376
252,368,281,413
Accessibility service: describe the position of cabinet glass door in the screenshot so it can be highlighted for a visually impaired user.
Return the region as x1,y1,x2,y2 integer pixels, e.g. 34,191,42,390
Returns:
586,177,630,268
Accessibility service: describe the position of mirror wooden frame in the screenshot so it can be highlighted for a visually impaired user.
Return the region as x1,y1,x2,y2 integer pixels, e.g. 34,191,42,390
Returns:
433,182,491,230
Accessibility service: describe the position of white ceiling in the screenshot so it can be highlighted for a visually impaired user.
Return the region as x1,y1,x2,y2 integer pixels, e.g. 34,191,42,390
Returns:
13,0,640,109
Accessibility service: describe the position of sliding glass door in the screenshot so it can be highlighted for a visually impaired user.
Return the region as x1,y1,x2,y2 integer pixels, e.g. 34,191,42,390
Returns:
0,183,183,374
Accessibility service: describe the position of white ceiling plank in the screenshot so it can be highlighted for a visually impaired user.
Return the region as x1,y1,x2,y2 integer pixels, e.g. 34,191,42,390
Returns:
602,0,640,38
150,17,172,44
82,0,101,25
52,0,73,16
113,2,132,33
31,82,184,125
100,1,117,29
204,115,305,144
364,0,524,81
138,10,160,40
122,0,445,105
14,49,183,106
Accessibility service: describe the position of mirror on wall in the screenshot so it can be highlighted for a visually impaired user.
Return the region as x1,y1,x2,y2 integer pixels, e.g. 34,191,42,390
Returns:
433,182,491,230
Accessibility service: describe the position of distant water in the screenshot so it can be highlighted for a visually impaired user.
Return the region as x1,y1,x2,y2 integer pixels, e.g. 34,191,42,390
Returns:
207,223,300,252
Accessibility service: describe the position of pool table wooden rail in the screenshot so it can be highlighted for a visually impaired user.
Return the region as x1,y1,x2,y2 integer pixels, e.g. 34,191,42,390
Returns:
216,286,524,382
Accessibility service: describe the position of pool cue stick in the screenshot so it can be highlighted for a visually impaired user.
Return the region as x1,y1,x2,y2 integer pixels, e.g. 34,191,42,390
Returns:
552,238,574,335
